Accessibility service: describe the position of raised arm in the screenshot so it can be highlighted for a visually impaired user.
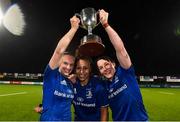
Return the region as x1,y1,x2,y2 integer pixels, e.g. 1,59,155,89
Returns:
49,16,80,69
99,9,132,69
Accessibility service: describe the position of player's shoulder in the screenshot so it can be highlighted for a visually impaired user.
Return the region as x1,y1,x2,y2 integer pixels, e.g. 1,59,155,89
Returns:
91,75,103,83
90,75,107,88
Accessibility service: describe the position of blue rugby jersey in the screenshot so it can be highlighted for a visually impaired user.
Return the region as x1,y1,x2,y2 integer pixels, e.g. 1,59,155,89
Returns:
40,65,74,121
72,76,108,121
106,66,148,121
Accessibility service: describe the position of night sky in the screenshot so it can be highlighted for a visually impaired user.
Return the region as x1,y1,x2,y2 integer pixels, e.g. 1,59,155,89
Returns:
0,0,180,76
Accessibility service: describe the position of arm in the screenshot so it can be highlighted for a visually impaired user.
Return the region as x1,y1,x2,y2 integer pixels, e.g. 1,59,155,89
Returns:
49,16,80,69
101,107,108,121
99,9,132,69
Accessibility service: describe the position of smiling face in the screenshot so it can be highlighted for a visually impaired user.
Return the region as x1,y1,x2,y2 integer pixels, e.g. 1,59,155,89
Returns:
59,54,75,77
97,59,116,81
75,59,91,84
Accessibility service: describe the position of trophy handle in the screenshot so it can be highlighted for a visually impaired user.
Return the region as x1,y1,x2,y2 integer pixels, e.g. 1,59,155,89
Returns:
94,10,101,28
75,13,86,29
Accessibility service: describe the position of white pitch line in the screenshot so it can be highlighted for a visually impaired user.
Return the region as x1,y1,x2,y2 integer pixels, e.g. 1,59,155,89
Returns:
0,92,27,97
158,91,174,95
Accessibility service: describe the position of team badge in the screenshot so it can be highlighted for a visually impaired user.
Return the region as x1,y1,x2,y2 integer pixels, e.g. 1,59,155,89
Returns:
86,88,92,98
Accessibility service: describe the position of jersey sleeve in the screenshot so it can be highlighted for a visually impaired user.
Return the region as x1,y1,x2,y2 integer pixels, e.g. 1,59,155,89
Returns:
117,65,136,77
42,65,58,111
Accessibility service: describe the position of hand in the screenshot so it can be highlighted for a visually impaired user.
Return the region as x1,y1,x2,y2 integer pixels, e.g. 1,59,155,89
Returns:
68,74,77,84
70,16,80,30
99,9,109,25
34,106,42,113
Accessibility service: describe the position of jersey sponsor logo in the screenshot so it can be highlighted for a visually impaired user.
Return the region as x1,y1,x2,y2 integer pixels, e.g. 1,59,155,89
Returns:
54,90,74,98
60,80,67,85
73,100,96,107
108,84,127,99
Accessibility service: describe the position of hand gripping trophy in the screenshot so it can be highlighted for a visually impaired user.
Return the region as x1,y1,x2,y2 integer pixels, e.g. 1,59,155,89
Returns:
75,7,105,57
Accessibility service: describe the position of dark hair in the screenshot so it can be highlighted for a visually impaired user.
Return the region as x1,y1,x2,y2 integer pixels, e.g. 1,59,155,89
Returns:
95,56,116,74
63,52,75,57
95,56,115,64
74,55,94,75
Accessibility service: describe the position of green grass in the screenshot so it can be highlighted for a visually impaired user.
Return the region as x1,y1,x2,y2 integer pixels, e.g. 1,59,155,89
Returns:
141,88,180,121
0,84,42,121
0,84,180,121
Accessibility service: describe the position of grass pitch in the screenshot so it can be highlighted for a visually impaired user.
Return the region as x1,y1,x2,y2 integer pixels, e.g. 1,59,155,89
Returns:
0,84,180,121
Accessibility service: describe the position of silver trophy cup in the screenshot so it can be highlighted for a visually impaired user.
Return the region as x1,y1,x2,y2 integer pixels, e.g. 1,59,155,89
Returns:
75,7,105,57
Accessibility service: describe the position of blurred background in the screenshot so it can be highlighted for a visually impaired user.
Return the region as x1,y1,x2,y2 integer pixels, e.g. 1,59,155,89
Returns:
0,0,180,76
0,0,180,121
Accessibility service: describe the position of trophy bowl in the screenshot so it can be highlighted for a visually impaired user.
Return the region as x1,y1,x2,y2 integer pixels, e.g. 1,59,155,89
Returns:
75,7,99,30
75,7,105,56
78,34,105,57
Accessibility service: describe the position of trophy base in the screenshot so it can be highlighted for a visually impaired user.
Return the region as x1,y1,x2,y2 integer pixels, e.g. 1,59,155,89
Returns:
78,35,105,57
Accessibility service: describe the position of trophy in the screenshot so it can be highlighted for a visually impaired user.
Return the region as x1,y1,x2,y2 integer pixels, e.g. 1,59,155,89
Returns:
75,7,105,57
